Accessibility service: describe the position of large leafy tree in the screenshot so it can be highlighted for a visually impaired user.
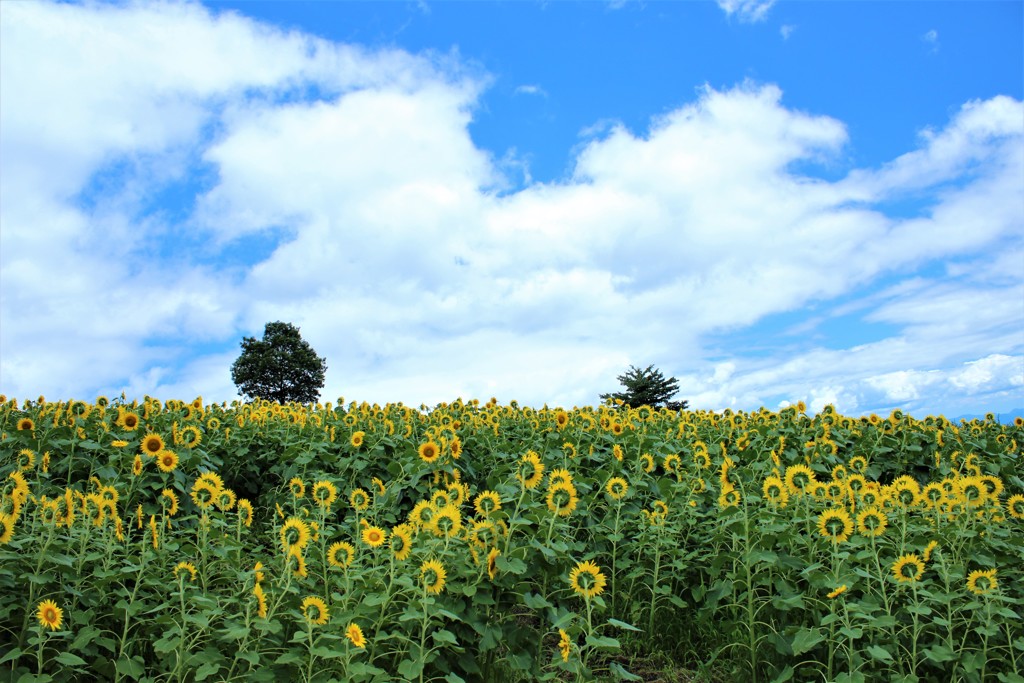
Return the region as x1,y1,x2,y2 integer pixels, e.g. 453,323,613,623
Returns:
600,364,688,410
231,322,327,404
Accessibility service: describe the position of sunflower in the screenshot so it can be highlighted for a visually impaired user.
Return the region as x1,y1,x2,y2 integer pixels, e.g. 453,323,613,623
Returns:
818,508,854,544
17,418,35,431
156,450,179,473
1007,494,1024,520
215,488,236,512
149,515,159,549
827,585,847,599
605,477,629,501
141,433,165,457
957,476,987,508
856,507,888,538
287,548,308,578
892,554,925,584
280,517,311,553
362,525,387,547
717,482,740,508
418,441,441,464
328,541,356,568
450,437,462,459
546,481,579,517
548,468,573,488
890,476,921,508
966,568,998,595
118,411,140,431
562,441,577,458
692,450,711,470
785,464,816,494
420,559,447,594
301,596,330,626
487,547,500,580
569,560,607,600
196,471,224,492
640,453,655,473
558,629,572,662
36,599,63,631
428,507,462,538
922,540,939,562
350,431,365,448
474,491,502,516
173,562,198,582
161,489,180,516
554,410,570,428
431,489,452,509
311,480,337,509
345,622,366,648
762,476,789,507
612,444,624,462
409,500,435,528
288,477,306,499
132,455,144,477
921,482,946,509
0,513,15,544
237,499,253,527
17,449,35,471
517,451,545,489
391,524,413,561
663,453,681,475
253,583,268,618
190,480,218,510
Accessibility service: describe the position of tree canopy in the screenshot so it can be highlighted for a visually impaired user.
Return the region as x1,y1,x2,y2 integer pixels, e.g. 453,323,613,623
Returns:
230,322,327,404
600,364,687,410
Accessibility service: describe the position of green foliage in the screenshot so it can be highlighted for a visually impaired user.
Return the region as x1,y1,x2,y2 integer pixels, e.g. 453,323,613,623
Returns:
600,364,687,410
230,322,327,404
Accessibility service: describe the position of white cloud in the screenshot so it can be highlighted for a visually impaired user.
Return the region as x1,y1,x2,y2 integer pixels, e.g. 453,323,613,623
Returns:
1,1,1021,417
780,24,796,40
716,0,776,23
922,29,939,53
514,84,548,97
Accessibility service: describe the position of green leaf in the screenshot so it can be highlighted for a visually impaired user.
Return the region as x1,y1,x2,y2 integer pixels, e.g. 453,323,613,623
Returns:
432,629,459,645
310,646,342,659
866,645,893,662
398,659,423,679
274,653,303,665
923,644,957,663
0,648,23,665
55,652,87,667
770,666,794,683
522,592,552,609
444,674,467,683
610,662,643,681
496,556,527,575
114,656,144,680
790,627,824,656
16,674,53,683
585,635,621,649
607,618,642,632
194,662,221,681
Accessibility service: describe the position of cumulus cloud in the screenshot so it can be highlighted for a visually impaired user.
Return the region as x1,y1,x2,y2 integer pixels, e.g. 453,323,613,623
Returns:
716,0,776,23
1,1,1021,416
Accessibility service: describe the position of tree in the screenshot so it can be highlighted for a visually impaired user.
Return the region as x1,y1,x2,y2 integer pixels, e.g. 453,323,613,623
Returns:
231,322,327,404
600,364,688,410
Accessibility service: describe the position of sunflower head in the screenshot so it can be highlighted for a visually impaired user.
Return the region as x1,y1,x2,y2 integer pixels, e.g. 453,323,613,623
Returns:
36,599,63,631
301,596,329,626
892,554,925,584
420,559,447,594
818,508,854,544
328,541,356,568
569,560,607,600
966,568,998,595
345,622,366,648
362,525,387,547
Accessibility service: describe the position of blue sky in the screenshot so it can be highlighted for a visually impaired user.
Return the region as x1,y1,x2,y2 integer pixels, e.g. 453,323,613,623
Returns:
1,0,1022,417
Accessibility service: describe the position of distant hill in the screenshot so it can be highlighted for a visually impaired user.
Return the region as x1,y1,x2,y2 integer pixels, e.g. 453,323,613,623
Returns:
951,408,1024,424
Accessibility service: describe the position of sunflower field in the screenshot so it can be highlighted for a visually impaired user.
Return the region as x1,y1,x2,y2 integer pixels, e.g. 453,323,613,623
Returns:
1,395,1022,683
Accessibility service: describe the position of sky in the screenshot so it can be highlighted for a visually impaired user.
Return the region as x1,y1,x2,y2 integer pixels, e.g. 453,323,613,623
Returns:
1,0,1022,417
